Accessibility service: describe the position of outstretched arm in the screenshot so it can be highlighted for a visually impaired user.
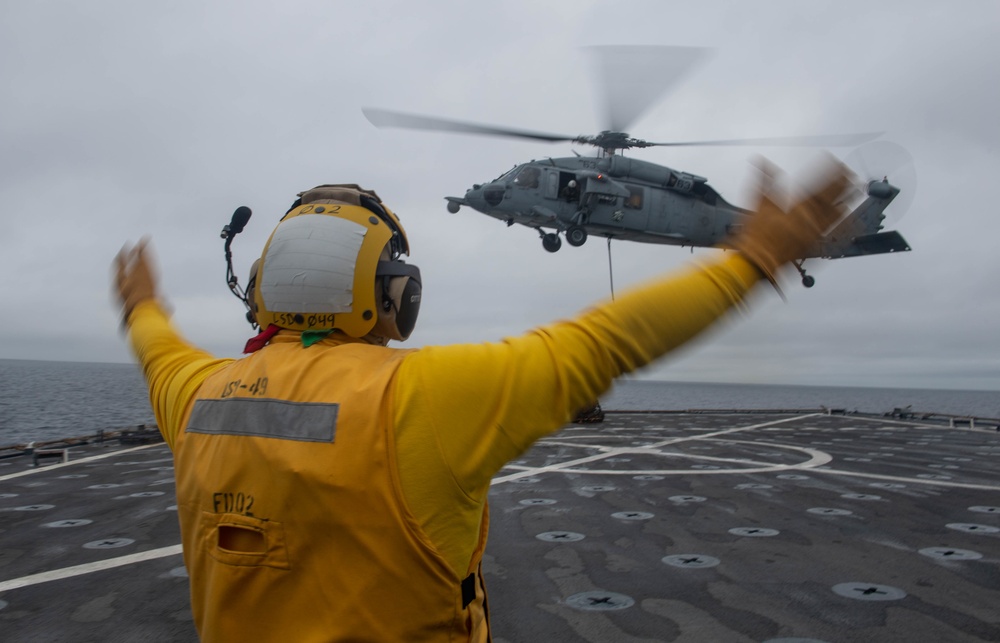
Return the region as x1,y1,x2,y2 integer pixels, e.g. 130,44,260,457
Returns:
115,241,232,448
394,157,853,495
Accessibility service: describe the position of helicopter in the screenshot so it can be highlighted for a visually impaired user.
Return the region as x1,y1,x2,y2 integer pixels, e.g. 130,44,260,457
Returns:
362,47,912,287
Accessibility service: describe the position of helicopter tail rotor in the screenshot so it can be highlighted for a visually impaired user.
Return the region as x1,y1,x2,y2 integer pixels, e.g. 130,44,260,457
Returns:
844,140,917,225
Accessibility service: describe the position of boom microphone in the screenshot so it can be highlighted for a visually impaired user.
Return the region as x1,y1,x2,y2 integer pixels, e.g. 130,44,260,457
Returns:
222,204,254,320
221,206,253,239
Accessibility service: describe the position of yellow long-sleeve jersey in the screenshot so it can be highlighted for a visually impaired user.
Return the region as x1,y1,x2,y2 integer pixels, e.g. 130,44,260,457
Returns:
126,253,761,640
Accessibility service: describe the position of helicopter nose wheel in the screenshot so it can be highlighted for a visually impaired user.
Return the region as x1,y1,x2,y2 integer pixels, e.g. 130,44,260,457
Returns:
565,225,588,247
541,232,562,252
793,261,815,288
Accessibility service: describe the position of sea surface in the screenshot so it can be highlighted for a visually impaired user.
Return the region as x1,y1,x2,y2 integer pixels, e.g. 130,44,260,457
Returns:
1,359,997,447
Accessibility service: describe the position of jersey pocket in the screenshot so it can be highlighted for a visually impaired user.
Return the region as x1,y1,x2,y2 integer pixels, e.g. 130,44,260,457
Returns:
200,511,291,570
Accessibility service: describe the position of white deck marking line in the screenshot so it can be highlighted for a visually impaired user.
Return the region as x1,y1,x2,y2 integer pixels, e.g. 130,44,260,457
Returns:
493,414,823,485
0,443,166,482
625,414,824,450
556,445,832,475
0,544,183,593
805,467,1000,491
503,439,831,476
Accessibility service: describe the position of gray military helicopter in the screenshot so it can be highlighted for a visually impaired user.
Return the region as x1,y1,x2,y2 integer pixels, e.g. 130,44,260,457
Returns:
363,47,911,287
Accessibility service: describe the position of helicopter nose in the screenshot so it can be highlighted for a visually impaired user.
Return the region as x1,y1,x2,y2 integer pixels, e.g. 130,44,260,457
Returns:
467,182,505,209
463,186,484,211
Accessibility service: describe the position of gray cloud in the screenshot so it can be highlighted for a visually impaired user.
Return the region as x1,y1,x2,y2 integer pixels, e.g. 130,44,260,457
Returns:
1,0,997,391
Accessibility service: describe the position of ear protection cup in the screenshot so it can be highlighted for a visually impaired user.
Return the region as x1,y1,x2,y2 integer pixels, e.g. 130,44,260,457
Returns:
393,276,421,339
372,260,421,341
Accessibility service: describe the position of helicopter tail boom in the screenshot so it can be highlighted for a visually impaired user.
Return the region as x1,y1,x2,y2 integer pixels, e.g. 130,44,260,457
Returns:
818,180,911,259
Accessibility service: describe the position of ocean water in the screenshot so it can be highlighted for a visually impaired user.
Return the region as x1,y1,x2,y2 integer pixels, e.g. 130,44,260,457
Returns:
601,379,999,419
0,359,996,447
0,359,156,446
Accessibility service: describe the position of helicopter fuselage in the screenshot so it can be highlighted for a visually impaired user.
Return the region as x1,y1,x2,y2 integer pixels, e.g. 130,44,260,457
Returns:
447,154,909,273
450,155,748,252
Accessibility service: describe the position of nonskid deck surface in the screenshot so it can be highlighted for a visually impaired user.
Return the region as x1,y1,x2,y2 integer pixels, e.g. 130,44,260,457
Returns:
1,412,998,642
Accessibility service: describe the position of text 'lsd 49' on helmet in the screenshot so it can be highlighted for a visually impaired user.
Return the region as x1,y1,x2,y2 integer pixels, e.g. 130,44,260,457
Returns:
250,184,421,342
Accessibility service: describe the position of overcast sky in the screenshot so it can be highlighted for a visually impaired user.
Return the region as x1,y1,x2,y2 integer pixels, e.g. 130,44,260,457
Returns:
2,1,998,391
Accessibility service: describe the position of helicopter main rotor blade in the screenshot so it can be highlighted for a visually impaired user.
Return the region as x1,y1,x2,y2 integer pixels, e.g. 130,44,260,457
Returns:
644,132,883,148
362,108,576,144
586,45,712,134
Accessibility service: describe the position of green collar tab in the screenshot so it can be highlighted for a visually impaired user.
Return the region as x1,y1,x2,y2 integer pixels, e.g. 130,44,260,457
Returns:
301,329,335,348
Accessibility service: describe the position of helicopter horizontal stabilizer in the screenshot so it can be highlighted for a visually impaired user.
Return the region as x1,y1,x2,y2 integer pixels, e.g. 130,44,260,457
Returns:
825,230,911,259
852,231,911,254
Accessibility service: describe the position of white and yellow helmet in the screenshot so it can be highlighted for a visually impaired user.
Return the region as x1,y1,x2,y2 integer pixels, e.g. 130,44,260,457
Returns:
248,184,421,342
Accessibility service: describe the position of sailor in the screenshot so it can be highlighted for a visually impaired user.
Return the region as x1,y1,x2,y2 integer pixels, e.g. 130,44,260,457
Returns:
560,179,580,202
115,162,851,642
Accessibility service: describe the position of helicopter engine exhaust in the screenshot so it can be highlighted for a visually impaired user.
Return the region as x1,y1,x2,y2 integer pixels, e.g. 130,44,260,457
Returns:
600,156,705,193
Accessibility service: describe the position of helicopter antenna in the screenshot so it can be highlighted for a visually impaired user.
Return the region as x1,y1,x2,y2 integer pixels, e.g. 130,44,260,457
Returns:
607,237,615,300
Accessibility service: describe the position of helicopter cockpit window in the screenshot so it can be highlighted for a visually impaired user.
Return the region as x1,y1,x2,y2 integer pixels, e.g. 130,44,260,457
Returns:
495,166,519,183
512,165,540,188
625,186,644,209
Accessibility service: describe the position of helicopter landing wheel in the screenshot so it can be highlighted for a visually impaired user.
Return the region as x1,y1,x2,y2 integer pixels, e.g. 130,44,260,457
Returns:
446,200,461,214
542,232,562,253
566,225,588,247
793,261,815,288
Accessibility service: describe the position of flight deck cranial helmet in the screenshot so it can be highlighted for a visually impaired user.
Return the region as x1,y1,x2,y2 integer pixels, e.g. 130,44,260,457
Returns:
248,184,421,343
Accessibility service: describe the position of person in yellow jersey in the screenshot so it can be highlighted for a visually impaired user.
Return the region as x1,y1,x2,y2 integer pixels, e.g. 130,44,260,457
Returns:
115,160,852,642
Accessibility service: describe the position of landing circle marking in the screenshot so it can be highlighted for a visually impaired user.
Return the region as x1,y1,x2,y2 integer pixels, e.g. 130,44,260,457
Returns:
519,499,557,506
536,531,585,542
83,538,135,549
918,547,982,561
946,523,1000,534
832,582,906,601
808,508,853,516
662,554,720,568
669,495,706,503
43,519,93,528
729,527,779,537
611,511,654,521
565,591,634,611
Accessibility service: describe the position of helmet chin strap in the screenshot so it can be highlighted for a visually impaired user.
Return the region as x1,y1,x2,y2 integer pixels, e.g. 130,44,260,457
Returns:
362,333,391,347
